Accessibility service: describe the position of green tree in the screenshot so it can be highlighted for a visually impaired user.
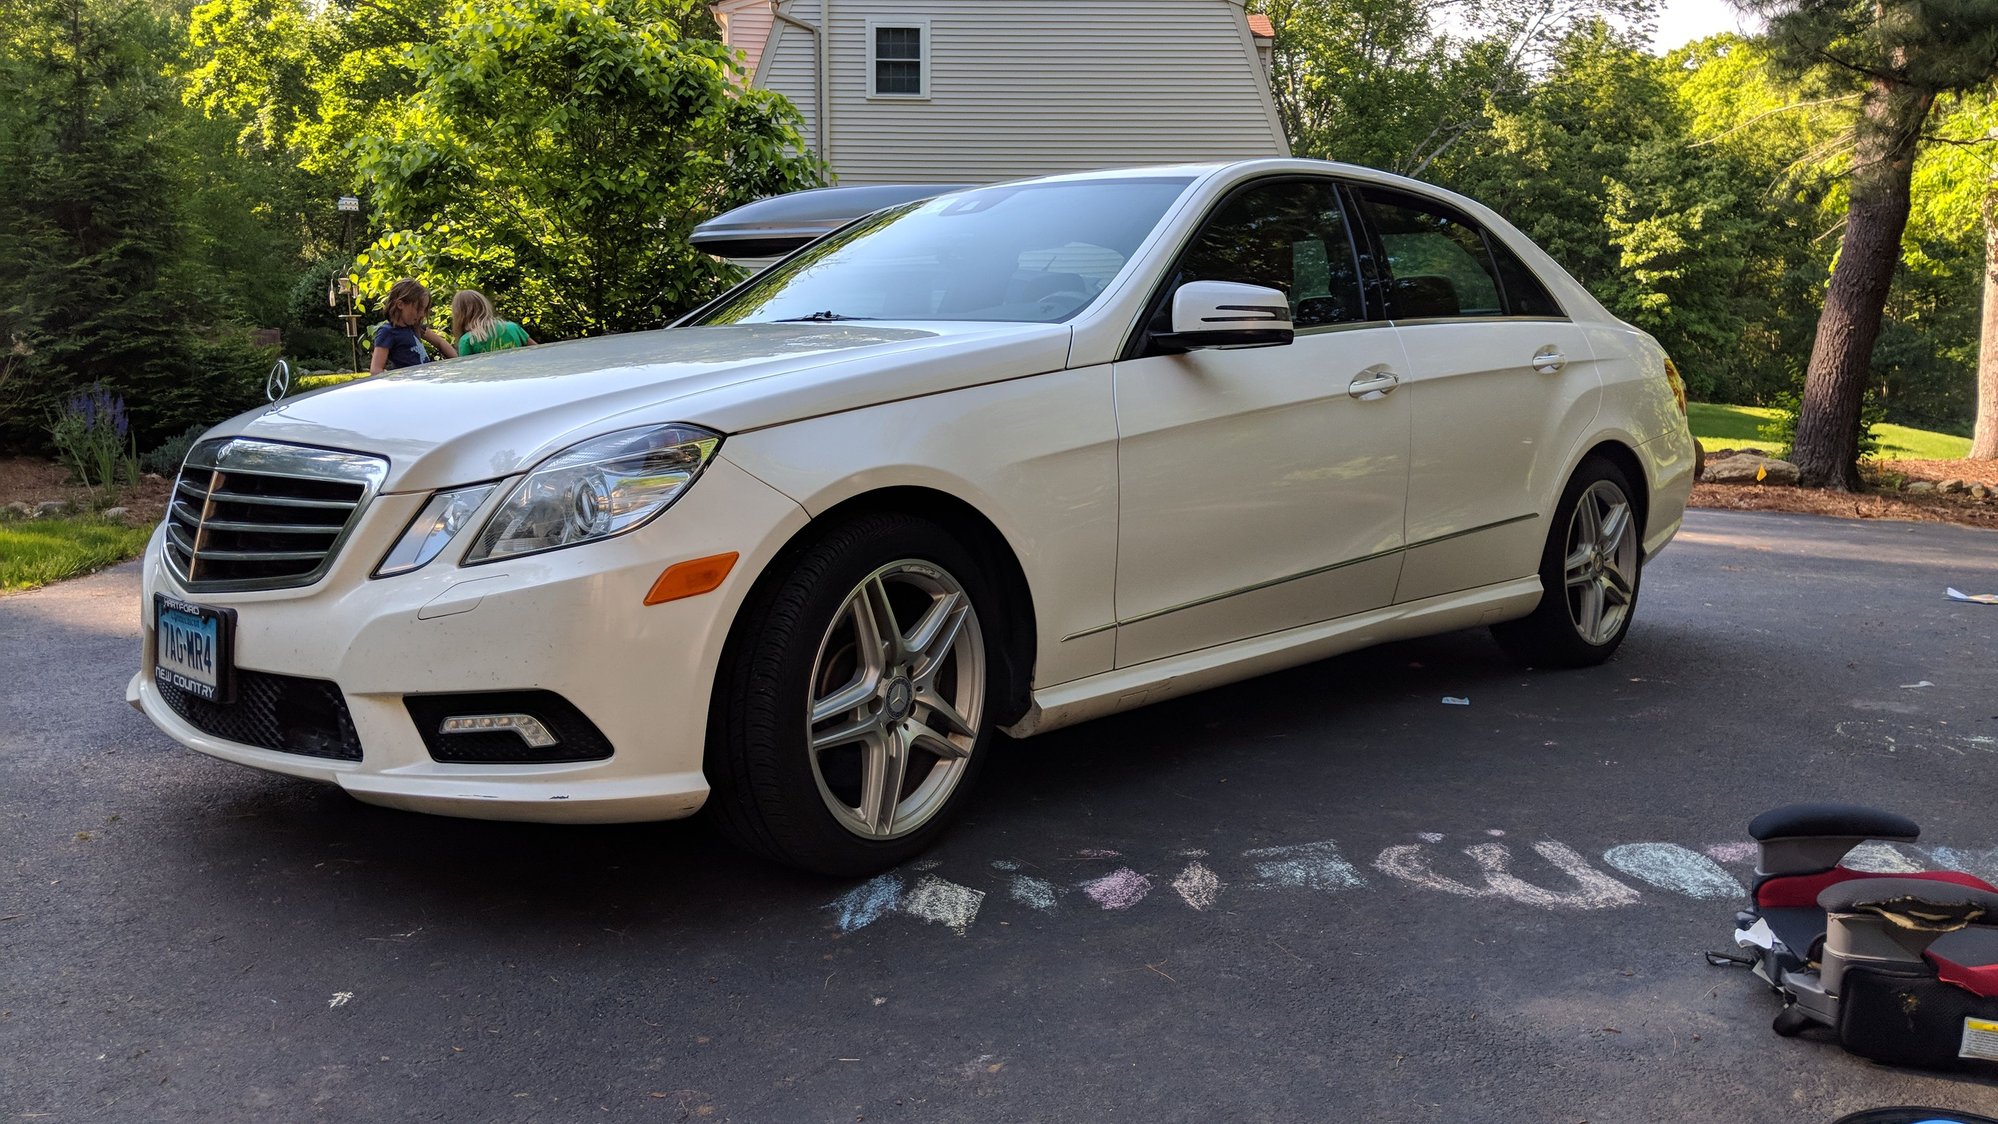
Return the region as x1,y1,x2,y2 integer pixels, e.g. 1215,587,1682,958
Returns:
1257,0,1480,170
1904,91,1998,455
348,0,822,336
1741,0,1998,488
0,0,262,451
1668,33,1846,405
1255,0,1661,175
1442,25,1817,404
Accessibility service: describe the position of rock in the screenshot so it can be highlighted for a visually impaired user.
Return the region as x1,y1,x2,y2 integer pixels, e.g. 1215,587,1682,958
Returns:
34,500,70,518
3,501,30,519
1939,478,1968,495
1906,481,1937,495
1704,453,1800,486
1692,438,1707,483
101,506,128,522
1972,484,1992,501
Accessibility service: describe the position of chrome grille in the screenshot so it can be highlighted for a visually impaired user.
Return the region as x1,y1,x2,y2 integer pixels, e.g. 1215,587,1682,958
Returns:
165,438,389,592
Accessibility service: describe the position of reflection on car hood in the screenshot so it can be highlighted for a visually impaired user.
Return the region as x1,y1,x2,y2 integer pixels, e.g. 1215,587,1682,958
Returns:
209,321,1072,492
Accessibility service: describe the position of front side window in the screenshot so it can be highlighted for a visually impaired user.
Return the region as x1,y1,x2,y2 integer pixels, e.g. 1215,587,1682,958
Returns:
872,24,925,96
691,178,1194,325
1165,179,1367,329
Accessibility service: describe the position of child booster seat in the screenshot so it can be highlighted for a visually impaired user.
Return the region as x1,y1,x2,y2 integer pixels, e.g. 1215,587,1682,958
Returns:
1729,803,1998,1070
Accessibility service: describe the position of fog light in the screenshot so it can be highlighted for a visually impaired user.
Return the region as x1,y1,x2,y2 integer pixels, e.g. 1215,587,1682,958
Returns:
438,713,558,749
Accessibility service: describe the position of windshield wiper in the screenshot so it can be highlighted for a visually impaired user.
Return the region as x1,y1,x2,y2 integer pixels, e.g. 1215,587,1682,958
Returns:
775,310,873,322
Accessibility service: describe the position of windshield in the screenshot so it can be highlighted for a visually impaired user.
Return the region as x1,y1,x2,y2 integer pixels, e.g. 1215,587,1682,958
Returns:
691,177,1194,326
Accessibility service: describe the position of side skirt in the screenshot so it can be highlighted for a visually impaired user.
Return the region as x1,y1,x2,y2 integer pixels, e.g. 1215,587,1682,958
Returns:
1004,577,1544,738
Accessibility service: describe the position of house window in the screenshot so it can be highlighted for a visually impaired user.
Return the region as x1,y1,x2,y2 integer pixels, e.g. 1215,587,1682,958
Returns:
869,22,927,98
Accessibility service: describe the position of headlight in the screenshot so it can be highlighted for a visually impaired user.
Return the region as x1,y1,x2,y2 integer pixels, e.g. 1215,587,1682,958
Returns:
461,424,721,565
375,485,498,577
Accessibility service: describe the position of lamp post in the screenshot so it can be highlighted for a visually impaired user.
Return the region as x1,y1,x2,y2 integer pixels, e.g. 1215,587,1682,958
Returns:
335,196,362,372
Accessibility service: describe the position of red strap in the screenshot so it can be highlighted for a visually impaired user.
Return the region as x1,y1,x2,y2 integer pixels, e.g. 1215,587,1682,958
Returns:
1755,866,1997,909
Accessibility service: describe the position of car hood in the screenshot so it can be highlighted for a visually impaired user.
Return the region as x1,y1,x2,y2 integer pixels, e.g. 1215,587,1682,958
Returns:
210,321,1071,492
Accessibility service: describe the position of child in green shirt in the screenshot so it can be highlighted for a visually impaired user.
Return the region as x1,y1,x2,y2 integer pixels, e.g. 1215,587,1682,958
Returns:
450,289,537,355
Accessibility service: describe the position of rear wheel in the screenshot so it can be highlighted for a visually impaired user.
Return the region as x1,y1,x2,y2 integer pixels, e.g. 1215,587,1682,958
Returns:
1493,457,1642,668
706,514,996,876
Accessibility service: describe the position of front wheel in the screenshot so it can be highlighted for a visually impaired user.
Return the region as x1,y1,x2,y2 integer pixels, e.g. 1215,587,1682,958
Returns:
705,514,996,876
1493,457,1643,668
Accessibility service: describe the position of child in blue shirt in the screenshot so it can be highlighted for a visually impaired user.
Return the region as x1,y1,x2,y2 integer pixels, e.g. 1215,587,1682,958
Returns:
369,278,458,373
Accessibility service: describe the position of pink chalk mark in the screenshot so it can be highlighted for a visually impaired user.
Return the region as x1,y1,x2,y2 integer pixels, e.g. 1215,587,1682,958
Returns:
1082,867,1153,910
1705,841,1759,864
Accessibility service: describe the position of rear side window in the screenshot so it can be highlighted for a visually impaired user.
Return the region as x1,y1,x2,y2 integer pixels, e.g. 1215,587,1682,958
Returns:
1358,187,1504,319
1485,236,1565,317
1170,179,1368,329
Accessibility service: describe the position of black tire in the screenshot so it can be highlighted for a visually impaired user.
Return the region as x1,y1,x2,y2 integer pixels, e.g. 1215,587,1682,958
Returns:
1492,456,1643,668
705,513,998,876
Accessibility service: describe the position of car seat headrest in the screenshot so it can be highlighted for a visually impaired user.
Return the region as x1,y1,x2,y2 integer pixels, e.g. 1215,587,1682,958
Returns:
1749,803,1920,843
1390,276,1459,319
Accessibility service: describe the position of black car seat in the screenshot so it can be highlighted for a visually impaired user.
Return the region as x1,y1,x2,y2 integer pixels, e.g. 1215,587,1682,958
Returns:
1727,803,1998,1070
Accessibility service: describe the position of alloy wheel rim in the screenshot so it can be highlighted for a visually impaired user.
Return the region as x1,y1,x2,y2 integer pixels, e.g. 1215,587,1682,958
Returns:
1562,480,1638,646
805,560,985,840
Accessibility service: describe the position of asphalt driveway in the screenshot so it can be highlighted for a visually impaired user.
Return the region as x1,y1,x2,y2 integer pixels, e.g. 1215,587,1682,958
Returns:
4,508,1998,1122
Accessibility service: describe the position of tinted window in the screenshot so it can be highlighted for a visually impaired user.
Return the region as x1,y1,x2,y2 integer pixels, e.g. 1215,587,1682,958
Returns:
1170,179,1367,329
693,178,1192,325
1486,235,1565,317
1359,188,1504,319
874,26,922,95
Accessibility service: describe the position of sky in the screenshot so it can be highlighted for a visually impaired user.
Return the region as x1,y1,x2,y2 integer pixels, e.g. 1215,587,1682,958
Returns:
1435,1,1765,54
1651,0,1763,51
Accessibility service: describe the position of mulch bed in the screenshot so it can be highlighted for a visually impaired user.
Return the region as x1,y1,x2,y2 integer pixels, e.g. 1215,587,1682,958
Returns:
1691,449,1998,531
0,457,173,526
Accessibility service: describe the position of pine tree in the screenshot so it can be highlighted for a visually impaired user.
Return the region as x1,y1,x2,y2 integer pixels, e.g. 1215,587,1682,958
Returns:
0,0,255,452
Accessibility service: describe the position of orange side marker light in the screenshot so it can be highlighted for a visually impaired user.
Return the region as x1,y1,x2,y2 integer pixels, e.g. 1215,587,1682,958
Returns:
644,552,739,605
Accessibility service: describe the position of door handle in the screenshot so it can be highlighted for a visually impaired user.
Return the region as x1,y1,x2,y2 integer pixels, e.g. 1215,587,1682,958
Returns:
1348,367,1399,400
1532,346,1566,373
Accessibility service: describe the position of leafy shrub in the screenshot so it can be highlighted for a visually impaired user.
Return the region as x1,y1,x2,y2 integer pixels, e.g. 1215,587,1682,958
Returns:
1759,390,1889,461
140,423,209,476
48,384,137,489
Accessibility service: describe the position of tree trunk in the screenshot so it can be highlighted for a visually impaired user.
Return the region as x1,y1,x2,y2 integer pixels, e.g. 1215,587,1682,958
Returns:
1972,181,1998,461
1791,76,1934,490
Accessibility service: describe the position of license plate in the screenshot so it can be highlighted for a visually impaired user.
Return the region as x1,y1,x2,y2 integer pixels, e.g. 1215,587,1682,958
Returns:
154,593,234,703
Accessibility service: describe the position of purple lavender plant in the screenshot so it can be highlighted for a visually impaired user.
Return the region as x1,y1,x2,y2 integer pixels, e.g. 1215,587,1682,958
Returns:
48,383,137,491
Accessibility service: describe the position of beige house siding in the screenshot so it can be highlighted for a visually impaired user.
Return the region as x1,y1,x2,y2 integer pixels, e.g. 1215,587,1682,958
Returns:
716,0,777,79
750,0,1288,185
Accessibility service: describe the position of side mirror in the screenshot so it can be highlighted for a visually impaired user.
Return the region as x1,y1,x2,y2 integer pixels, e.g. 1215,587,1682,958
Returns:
1154,281,1294,352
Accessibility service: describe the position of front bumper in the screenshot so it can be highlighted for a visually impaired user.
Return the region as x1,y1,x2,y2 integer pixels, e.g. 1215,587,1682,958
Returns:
131,455,809,824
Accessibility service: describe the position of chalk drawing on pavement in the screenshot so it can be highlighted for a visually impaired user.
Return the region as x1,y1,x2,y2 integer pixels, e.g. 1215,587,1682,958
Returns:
1602,843,1744,900
818,829,1998,938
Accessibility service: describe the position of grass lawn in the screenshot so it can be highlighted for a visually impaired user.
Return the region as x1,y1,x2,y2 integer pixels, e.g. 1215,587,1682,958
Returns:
1688,402,1972,461
0,517,152,593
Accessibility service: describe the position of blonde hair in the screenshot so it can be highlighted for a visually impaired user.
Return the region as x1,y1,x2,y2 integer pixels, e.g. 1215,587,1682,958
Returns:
451,289,499,344
384,278,431,324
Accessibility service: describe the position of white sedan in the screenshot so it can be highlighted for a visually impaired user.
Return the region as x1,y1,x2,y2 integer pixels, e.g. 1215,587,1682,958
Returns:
132,159,1696,875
